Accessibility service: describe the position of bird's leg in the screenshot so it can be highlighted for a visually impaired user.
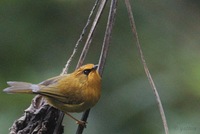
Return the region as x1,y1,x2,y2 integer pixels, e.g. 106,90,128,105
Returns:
65,112,87,127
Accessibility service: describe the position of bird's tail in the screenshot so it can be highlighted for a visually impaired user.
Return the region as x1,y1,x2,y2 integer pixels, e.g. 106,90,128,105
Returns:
3,81,40,94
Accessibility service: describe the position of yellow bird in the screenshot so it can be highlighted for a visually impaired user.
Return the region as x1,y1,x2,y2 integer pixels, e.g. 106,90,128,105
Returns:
3,64,101,125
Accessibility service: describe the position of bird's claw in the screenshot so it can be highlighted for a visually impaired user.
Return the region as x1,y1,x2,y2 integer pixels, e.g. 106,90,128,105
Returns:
76,120,87,128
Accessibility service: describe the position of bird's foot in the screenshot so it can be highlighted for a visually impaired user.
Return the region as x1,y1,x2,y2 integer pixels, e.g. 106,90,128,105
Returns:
76,120,87,128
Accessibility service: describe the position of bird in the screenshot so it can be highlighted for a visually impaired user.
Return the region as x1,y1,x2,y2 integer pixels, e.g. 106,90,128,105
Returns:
3,64,101,126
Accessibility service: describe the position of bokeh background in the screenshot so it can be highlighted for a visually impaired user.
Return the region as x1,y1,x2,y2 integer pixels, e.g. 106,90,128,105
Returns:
1,0,200,134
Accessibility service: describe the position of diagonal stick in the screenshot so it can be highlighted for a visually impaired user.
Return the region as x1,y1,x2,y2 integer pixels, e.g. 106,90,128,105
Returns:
76,0,108,69
54,1,101,133
61,0,101,75
76,0,118,133
124,0,169,134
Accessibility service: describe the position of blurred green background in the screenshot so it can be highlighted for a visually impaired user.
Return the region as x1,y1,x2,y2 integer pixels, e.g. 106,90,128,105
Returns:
1,0,200,134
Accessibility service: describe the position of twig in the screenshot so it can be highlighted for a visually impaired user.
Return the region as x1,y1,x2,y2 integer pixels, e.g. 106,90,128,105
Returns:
54,1,101,133
76,0,108,69
124,0,169,134
61,0,100,75
98,0,117,75
76,0,117,134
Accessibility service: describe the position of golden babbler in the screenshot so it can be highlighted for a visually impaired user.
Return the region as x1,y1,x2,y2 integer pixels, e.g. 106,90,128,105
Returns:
3,64,101,125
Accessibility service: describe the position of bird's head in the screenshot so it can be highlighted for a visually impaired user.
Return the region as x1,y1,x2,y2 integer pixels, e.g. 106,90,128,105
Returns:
72,64,101,87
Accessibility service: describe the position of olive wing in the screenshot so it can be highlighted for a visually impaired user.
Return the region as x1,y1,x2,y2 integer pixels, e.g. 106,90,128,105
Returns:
38,76,84,105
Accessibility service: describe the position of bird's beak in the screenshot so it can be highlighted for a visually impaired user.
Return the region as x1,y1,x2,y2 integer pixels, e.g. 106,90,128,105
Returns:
93,65,98,70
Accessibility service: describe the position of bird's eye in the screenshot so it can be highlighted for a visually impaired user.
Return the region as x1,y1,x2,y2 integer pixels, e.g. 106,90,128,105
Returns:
83,69,92,75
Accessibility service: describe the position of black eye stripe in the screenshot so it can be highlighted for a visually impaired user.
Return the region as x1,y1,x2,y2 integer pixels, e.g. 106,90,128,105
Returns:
83,69,92,75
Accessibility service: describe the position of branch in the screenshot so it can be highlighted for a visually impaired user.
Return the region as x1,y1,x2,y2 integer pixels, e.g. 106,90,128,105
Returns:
9,95,64,134
124,0,169,134
61,0,100,75
98,0,117,75
76,0,118,133
54,1,101,133
76,0,108,69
